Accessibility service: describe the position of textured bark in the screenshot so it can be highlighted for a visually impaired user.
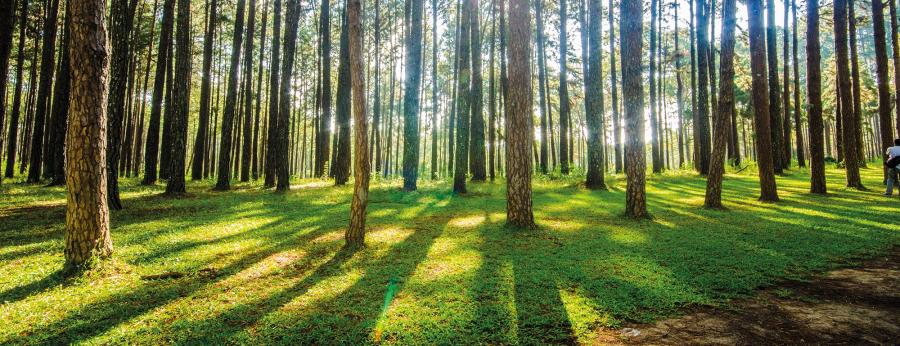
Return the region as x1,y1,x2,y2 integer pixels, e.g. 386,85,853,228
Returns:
890,0,900,138
276,0,300,191
848,0,864,167
674,5,686,168
193,0,217,181
766,0,784,173
314,0,332,178
431,0,439,180
621,0,646,218
748,0,779,202
585,0,605,190
694,0,710,175
558,0,570,175
65,0,112,270
0,0,15,184
453,0,472,194
403,0,424,190
792,0,804,168
372,0,383,175
834,0,863,189
214,0,245,190
705,0,736,209
142,0,174,185
239,0,257,182
165,0,190,194
609,0,621,173
45,7,71,186
345,0,369,248
781,0,791,168
5,0,28,179
107,0,136,208
505,0,535,228
27,0,60,183
873,0,894,178
264,0,281,187
333,11,351,186
468,0,486,182
807,2,826,194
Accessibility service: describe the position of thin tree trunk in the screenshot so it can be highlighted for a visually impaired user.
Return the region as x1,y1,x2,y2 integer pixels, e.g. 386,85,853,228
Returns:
403,0,425,190
143,0,175,185
873,0,894,178
609,0,621,173
558,0,571,175
194,0,217,181
276,0,300,191
621,0,647,217
27,0,60,183
766,0,784,173
5,0,28,179
166,0,191,194
748,0,779,201
834,0,863,189
107,0,136,208
792,0,804,168
694,0,711,174
45,5,71,186
453,0,472,193
468,0,486,181
585,0,606,189
705,0,736,208
214,0,245,190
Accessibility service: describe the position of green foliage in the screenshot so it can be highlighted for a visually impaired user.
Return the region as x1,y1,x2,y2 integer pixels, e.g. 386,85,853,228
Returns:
0,166,896,344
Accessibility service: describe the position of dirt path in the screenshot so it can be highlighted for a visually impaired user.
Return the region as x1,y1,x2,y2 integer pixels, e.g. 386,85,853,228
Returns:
594,249,900,345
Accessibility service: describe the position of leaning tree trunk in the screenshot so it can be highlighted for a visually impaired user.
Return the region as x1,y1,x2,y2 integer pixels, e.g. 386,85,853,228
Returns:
747,0,779,202
65,0,113,271
585,0,606,190
621,0,647,217
214,0,246,190
506,0,535,228
705,0,737,209
834,0,863,189
166,0,191,195
345,0,370,248
403,0,425,190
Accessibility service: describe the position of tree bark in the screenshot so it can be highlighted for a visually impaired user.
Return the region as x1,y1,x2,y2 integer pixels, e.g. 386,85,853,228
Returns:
403,0,425,190
890,0,900,139
453,0,472,193
276,0,300,191
214,0,245,190
792,0,804,168
45,7,71,186
505,0,535,228
766,0,784,173
747,0,779,201
834,0,863,189
264,0,282,187
333,9,351,185
107,0,136,208
4,0,28,179
585,0,605,189
705,0,736,209
609,0,621,173
694,0,711,175
194,0,217,181
27,0,60,183
239,0,257,182
873,0,894,178
65,0,112,271
314,0,332,178
142,0,174,185
165,0,191,194
649,0,661,173
535,0,549,174
468,0,486,182
345,0,370,248
0,0,16,185
558,0,571,175
621,0,646,217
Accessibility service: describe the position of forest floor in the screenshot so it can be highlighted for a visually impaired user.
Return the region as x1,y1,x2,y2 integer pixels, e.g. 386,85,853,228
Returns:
0,164,897,345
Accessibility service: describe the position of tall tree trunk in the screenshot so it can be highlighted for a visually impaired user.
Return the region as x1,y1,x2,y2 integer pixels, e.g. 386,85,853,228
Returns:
609,0,621,173
27,0,60,183
890,0,900,138
403,0,425,190
431,0,439,180
649,0,661,173
747,0,779,201
766,0,784,173
314,0,332,178
0,0,15,184
781,0,791,168
166,0,191,194
214,0,245,190
506,0,535,228
674,3,686,169
705,0,736,208
239,0,257,182
107,0,136,208
792,0,804,168
333,9,351,185
872,0,894,178
585,0,606,190
65,0,112,271
834,0,863,189
453,0,472,193
276,0,300,191
264,0,282,187
694,0,711,174
142,0,175,185
558,0,571,175
621,0,647,217
468,0,486,181
345,0,370,248
5,0,28,179
848,0,864,168
45,5,71,186
535,0,549,174
194,0,217,181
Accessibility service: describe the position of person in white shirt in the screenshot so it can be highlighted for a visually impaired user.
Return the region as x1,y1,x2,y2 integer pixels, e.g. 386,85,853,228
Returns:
885,139,900,196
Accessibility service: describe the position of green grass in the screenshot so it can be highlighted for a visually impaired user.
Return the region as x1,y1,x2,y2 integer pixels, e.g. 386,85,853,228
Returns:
0,165,896,345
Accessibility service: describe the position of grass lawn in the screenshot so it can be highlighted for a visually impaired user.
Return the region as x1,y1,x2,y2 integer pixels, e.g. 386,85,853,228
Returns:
0,165,897,345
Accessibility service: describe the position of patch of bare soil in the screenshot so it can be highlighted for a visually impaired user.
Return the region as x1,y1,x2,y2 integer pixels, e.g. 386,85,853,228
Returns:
594,249,900,345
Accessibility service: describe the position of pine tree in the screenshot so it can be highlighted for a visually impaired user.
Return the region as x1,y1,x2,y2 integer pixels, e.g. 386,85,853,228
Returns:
621,0,647,217
166,0,191,195
403,0,425,190
143,0,175,185
705,0,736,209
215,0,246,190
194,0,217,181
747,0,779,201
345,0,370,248
585,0,605,190
505,0,535,228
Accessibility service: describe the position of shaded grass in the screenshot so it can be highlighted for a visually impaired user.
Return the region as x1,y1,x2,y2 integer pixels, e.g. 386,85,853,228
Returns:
0,165,897,344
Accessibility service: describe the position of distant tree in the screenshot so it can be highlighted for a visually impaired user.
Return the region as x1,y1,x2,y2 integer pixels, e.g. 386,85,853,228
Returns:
558,0,571,175
65,0,112,271
536,0,550,174
807,0,826,194
240,0,257,182
333,9,351,185
890,0,900,138
264,0,282,187
27,0,61,183
5,0,28,179
766,0,784,173
345,0,370,248
833,0,863,189
621,0,647,217
694,0,710,175
649,0,661,174
45,9,71,186
747,0,779,201
276,0,301,191
107,0,137,208
609,0,621,173
166,0,191,195
215,0,246,190
705,0,736,209
314,0,333,178
193,0,217,181
431,0,440,180
403,0,425,190
506,0,535,228
792,0,805,168
0,0,15,185
872,0,894,175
